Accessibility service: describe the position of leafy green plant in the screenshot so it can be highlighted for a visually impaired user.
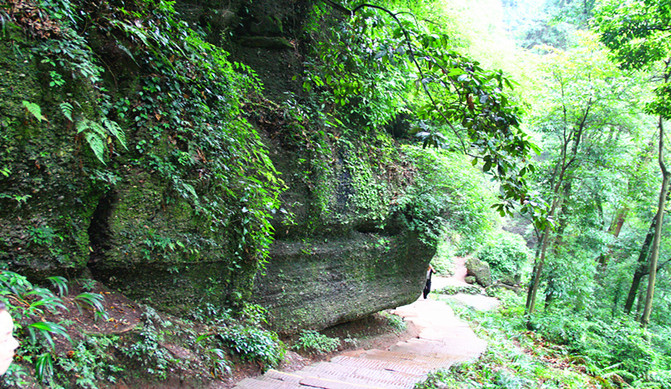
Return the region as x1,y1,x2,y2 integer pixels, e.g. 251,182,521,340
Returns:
122,307,175,380
35,353,54,383
47,276,68,297
22,100,47,122
78,278,96,292
435,285,482,296
204,348,231,379
0,271,75,386
380,311,406,333
293,330,341,354
397,146,496,249
219,325,286,367
26,321,70,350
75,118,128,164
475,231,530,282
56,335,123,388
74,292,108,321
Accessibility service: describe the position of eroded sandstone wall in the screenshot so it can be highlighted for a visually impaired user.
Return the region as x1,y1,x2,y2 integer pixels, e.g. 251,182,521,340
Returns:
0,0,435,333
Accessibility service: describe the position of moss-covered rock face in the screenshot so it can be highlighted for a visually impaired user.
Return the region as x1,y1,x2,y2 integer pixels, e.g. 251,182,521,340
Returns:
466,257,493,288
0,24,99,276
254,129,434,332
255,231,432,333
87,168,239,309
1,0,438,331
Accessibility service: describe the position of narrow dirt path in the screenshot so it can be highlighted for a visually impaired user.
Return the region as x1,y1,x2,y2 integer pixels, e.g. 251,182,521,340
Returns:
433,257,501,312
234,260,495,389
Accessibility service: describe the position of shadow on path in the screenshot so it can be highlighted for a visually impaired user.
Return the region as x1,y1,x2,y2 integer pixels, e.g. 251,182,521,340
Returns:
234,259,497,388
234,298,489,389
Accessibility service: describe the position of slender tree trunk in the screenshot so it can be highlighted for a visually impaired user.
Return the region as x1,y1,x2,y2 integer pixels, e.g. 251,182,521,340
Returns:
598,207,628,266
525,92,590,317
641,116,670,328
610,208,628,238
526,223,552,315
624,217,656,313
636,276,647,317
598,135,655,267
526,196,563,315
544,192,571,312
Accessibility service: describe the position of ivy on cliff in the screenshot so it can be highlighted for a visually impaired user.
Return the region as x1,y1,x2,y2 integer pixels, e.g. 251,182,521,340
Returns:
1,0,283,293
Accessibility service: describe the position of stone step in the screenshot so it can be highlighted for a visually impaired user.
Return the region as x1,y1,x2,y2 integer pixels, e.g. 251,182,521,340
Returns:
235,377,300,389
330,355,428,377
300,361,416,388
359,349,456,370
264,366,392,389
265,369,303,385
296,374,383,389
389,339,476,360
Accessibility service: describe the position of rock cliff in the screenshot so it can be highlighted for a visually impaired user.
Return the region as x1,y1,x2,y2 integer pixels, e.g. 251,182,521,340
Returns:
0,0,435,332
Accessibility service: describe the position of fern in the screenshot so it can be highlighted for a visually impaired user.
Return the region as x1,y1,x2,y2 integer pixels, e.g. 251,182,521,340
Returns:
84,132,106,164
22,100,48,122
76,119,106,136
76,118,128,163
102,118,128,150
59,102,74,122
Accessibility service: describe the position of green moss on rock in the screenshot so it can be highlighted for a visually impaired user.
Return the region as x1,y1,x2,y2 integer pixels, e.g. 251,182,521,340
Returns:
0,24,100,275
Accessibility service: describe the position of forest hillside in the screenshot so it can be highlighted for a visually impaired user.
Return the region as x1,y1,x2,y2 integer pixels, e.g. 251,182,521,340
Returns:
2,0,671,388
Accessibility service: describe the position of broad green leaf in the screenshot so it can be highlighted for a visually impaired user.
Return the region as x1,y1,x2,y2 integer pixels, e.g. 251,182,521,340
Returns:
22,101,47,122
84,132,106,164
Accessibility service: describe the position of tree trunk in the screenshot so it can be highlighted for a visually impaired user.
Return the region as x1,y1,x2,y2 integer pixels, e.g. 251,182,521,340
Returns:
598,134,654,267
526,195,563,315
636,276,647,317
623,217,656,313
526,224,551,315
598,207,628,266
525,91,590,317
641,116,670,328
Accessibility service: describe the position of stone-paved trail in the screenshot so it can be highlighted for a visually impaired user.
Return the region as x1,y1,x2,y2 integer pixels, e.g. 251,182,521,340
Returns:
234,259,496,389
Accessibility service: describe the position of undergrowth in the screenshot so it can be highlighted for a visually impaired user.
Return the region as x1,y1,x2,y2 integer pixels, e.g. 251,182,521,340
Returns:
415,290,671,388
293,330,341,354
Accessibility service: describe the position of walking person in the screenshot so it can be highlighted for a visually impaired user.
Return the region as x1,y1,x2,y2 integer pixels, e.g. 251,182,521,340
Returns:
423,264,436,299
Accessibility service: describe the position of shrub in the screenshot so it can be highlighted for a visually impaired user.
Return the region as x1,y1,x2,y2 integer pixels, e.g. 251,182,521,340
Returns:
435,285,482,295
381,311,407,333
56,335,123,388
293,330,340,354
475,231,530,282
431,228,457,275
397,146,497,249
220,325,286,367
122,308,175,380
533,312,661,382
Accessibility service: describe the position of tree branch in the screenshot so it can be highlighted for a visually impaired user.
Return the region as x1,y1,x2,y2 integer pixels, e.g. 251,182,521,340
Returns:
318,0,468,152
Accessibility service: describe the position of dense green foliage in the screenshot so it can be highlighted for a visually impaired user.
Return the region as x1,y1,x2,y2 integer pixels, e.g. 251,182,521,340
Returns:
0,0,282,305
398,146,497,248
475,231,530,282
293,329,341,354
5,0,671,387
303,0,539,217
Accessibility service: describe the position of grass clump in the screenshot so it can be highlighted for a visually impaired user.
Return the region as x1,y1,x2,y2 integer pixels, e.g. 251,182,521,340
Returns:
435,285,483,295
293,330,341,354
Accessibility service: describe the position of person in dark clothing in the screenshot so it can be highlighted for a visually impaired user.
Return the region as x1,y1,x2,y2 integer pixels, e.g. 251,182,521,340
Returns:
423,264,436,299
